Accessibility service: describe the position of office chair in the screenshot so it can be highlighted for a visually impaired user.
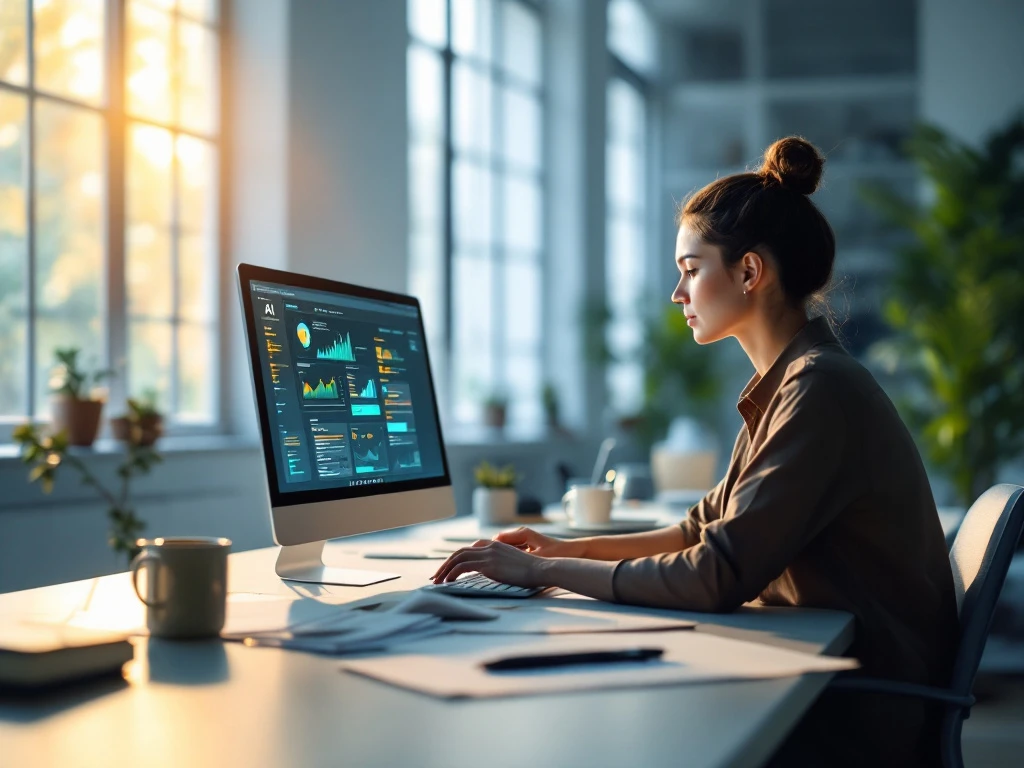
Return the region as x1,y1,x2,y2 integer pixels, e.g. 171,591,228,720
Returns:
828,483,1024,768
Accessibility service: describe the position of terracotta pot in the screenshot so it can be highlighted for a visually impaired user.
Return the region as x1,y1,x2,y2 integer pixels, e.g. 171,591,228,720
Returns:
50,396,104,447
483,403,507,429
110,414,164,447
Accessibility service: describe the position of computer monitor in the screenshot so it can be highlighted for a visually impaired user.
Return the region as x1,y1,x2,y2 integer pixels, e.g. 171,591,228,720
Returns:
237,264,456,586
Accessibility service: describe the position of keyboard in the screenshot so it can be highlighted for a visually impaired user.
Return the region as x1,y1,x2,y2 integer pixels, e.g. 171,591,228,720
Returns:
424,573,544,598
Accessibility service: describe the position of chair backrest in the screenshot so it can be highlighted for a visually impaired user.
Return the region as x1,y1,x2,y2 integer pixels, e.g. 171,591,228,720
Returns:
947,483,1024,695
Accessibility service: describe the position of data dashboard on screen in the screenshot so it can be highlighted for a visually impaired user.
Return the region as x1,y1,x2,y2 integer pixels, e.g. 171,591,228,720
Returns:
247,278,446,496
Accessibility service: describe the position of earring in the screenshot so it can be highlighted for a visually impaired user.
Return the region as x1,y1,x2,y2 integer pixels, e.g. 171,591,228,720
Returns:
743,290,748,295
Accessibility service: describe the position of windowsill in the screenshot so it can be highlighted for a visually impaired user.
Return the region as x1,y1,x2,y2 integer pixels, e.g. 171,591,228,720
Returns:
0,426,583,464
441,424,583,448
0,434,261,463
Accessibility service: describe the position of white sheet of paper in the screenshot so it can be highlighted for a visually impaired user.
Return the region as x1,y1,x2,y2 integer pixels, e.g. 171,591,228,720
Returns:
220,594,344,637
452,605,695,634
341,630,859,699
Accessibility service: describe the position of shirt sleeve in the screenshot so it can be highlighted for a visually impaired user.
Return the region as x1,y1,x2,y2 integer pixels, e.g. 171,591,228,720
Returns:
613,369,850,612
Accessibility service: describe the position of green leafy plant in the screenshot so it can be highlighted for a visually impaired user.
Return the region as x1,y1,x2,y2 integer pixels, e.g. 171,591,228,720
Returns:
474,461,519,489
127,388,161,419
50,347,112,399
637,304,723,442
13,422,163,561
584,298,725,449
482,392,509,409
864,117,1024,505
541,382,559,426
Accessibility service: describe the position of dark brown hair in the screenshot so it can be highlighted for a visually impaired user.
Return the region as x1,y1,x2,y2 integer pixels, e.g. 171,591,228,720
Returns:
678,136,836,310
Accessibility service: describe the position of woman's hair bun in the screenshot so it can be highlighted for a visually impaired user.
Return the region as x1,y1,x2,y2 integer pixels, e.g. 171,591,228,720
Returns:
759,136,824,195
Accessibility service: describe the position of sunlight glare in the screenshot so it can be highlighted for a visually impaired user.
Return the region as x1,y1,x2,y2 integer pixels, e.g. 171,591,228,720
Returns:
67,49,101,99
6,62,27,84
79,171,102,198
60,11,95,47
0,123,19,149
133,125,173,170
175,135,208,184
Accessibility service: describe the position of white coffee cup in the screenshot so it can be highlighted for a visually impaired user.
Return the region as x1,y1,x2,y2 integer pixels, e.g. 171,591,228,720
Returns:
562,484,615,527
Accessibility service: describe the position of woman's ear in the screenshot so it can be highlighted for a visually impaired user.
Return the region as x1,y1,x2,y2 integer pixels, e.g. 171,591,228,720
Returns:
740,251,765,293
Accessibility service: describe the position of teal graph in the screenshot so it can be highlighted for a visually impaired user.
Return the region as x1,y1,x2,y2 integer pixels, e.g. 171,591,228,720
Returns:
359,378,377,398
316,332,356,362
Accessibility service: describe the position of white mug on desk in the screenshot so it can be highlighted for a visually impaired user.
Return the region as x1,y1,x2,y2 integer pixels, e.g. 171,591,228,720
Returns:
562,485,614,527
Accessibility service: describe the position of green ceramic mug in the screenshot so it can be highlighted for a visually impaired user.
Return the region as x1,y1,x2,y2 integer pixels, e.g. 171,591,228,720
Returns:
131,537,231,639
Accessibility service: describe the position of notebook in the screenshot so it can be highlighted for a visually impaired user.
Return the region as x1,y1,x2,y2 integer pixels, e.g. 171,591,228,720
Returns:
0,624,134,690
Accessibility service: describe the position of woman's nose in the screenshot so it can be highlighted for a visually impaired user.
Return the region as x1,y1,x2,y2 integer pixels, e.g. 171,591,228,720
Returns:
672,284,688,304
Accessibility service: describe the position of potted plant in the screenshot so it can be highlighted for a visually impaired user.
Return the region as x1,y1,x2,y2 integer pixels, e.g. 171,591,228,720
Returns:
49,347,112,447
863,118,1024,506
482,392,509,430
111,389,165,447
472,461,519,526
13,420,163,562
541,382,560,430
583,297,726,491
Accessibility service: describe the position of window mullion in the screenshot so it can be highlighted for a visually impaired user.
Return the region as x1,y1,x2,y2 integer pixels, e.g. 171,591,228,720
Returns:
491,0,504,410
169,7,181,418
25,0,36,418
442,0,455,421
106,0,128,414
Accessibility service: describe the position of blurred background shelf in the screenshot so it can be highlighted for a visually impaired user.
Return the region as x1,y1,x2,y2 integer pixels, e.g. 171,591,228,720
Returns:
659,0,920,362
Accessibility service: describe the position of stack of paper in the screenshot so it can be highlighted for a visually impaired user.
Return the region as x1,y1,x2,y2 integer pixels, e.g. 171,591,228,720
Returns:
220,594,451,654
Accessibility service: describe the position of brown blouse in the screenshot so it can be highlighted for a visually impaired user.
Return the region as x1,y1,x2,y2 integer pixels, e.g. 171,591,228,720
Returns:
611,317,959,765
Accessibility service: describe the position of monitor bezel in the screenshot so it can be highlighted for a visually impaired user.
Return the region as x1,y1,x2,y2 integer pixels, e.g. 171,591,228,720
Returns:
237,263,453,510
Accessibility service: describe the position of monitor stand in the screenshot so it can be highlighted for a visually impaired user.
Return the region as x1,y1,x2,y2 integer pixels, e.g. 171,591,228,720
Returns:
275,540,400,587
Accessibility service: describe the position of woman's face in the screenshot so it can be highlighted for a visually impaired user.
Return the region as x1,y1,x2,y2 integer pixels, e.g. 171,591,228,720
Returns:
671,224,748,345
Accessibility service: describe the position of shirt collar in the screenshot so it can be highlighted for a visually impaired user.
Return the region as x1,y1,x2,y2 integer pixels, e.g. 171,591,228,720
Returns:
737,316,839,429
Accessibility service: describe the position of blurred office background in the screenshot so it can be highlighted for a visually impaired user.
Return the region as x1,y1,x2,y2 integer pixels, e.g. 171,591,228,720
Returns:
1,0,1023,759
1,0,1022,717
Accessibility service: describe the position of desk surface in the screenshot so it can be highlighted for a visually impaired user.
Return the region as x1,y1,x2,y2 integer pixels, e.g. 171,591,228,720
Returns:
0,517,854,768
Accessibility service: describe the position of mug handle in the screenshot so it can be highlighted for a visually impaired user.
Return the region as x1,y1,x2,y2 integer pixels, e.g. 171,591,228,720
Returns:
131,552,166,608
561,487,577,518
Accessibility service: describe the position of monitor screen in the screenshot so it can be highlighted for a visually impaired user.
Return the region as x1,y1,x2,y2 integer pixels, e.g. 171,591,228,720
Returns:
241,268,450,507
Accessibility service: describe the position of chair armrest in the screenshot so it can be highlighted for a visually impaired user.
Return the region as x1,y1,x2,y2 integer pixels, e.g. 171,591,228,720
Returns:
829,677,975,708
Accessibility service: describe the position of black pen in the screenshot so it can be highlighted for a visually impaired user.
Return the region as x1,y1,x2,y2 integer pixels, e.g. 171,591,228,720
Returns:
482,647,664,672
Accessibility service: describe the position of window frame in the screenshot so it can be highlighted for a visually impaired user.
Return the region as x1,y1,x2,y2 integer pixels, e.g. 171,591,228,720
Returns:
408,0,547,430
0,0,226,440
603,50,653,418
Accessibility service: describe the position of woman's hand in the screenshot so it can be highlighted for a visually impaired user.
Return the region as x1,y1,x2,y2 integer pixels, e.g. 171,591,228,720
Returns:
430,540,551,587
493,527,586,559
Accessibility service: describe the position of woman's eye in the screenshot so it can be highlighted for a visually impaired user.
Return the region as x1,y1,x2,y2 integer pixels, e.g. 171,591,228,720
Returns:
686,269,697,278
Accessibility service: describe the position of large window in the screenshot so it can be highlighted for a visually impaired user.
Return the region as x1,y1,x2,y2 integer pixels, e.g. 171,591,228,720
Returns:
0,0,220,430
605,0,652,416
605,76,647,415
408,0,544,428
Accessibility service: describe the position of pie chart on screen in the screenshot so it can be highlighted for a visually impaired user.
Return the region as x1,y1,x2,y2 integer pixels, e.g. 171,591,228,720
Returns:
296,322,311,348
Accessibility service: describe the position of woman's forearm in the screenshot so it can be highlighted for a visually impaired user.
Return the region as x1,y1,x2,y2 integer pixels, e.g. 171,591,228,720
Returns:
573,525,687,561
540,556,620,601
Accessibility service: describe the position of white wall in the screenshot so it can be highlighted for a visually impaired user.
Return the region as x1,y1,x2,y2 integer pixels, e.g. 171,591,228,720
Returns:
919,0,1024,145
287,0,409,293
228,0,290,439
0,443,273,594
545,0,609,430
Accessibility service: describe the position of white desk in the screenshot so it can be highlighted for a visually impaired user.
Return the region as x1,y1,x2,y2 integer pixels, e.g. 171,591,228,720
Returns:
0,517,853,768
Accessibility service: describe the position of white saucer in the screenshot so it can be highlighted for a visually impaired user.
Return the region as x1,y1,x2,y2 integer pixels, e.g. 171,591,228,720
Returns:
558,518,661,535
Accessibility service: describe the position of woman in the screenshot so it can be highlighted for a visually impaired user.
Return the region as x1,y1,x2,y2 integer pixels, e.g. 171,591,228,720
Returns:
432,136,958,766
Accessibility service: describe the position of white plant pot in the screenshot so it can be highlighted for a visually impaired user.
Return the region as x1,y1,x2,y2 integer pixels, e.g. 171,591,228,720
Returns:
473,487,518,526
650,447,718,494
